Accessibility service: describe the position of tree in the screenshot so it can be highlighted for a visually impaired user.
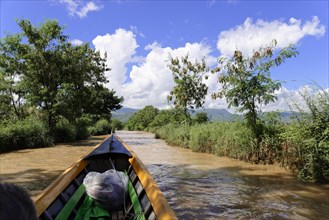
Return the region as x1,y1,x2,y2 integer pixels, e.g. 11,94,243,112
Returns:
167,54,208,119
212,40,298,144
111,119,124,131
125,106,159,130
149,108,187,127
193,112,209,124
0,33,28,119
0,19,123,131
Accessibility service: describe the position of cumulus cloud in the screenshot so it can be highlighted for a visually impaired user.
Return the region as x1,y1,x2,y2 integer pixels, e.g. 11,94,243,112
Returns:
93,30,217,109
92,22,327,112
121,42,217,109
217,16,326,57
70,39,83,45
92,29,139,92
58,0,103,18
259,85,329,112
204,85,328,113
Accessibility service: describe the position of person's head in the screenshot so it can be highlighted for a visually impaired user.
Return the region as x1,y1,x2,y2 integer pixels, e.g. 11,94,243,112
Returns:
0,182,37,220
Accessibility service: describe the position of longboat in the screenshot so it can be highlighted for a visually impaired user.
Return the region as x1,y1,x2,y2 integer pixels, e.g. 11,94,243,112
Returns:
34,134,177,220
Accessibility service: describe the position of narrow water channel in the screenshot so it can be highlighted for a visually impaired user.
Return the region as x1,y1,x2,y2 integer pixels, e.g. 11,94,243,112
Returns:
117,131,329,220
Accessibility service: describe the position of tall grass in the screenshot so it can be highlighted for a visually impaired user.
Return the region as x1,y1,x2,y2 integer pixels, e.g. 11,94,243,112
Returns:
155,124,190,148
153,105,328,183
155,122,254,159
282,86,329,182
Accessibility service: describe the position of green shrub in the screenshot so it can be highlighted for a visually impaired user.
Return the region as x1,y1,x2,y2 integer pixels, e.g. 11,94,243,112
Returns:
125,106,158,130
0,117,53,152
111,119,124,131
154,122,253,160
189,124,214,153
75,116,92,140
189,122,253,159
154,124,190,147
89,119,111,135
54,117,77,143
192,112,209,124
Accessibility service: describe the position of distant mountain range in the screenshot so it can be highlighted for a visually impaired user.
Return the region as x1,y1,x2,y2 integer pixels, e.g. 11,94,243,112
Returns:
112,107,297,122
111,108,139,122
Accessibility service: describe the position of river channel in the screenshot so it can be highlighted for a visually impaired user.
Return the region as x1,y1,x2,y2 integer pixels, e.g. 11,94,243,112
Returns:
116,131,329,220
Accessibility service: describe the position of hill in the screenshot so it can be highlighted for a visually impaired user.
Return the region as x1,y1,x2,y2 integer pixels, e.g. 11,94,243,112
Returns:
112,108,242,122
191,109,241,121
112,107,296,122
111,108,139,122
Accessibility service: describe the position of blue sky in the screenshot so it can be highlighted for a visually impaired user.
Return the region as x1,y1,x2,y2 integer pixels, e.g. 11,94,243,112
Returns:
1,0,328,111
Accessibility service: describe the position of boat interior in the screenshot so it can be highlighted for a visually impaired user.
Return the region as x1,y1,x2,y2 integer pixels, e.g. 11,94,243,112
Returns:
37,135,157,220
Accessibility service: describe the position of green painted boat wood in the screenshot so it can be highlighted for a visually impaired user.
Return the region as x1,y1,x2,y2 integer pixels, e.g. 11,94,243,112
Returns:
55,184,85,220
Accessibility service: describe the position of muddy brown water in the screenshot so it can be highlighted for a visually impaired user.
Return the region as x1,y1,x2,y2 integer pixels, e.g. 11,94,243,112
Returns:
0,135,109,200
1,131,328,219
116,131,329,220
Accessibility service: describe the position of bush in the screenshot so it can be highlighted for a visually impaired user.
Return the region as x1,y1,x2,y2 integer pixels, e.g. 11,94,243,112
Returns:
192,112,209,124
54,117,77,143
75,116,92,140
111,119,124,131
125,106,158,130
0,117,53,152
154,124,190,148
149,109,188,128
89,119,112,135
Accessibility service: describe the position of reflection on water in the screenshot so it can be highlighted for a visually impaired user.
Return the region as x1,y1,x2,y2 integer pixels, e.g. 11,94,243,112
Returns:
117,131,329,220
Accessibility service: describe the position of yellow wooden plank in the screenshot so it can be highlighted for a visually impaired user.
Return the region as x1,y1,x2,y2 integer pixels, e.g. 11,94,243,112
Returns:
34,135,110,217
34,159,88,216
115,135,177,220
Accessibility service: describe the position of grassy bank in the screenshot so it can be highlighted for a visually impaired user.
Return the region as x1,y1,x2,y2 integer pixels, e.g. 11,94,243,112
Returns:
153,120,328,183
0,116,123,153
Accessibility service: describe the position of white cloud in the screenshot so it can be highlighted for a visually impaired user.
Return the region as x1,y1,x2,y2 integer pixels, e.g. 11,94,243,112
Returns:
122,42,217,109
260,86,308,112
130,26,145,38
217,16,326,57
93,30,217,109
70,39,83,46
204,85,329,113
91,24,327,112
92,29,139,92
58,0,103,18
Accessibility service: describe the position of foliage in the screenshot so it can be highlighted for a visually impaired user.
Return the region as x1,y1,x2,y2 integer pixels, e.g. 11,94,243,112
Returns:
212,40,298,144
111,119,124,131
154,124,191,148
167,54,208,118
0,117,53,152
149,108,188,128
192,112,209,124
0,19,123,132
0,33,28,120
85,86,123,122
258,111,285,163
190,122,253,158
282,86,329,182
75,116,92,140
89,119,112,135
125,106,159,130
154,122,253,158
54,117,77,143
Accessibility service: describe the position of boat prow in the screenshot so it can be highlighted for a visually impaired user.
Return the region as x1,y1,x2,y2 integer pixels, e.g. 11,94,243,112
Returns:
34,134,177,220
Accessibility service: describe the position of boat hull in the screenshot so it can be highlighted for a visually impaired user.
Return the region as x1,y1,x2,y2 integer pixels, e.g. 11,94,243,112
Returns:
34,134,176,220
